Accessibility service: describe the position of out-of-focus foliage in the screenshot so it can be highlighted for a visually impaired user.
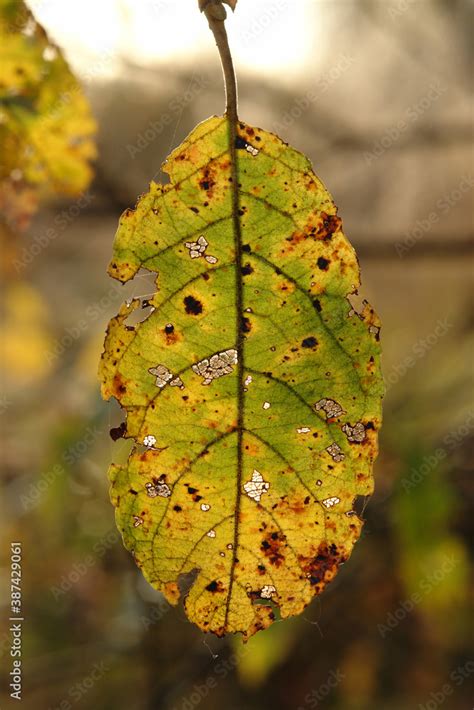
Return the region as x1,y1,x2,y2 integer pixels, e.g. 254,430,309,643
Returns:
0,0,96,232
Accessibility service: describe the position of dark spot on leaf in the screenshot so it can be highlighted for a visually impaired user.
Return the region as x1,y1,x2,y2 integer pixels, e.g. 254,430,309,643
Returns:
206,580,224,593
318,212,342,241
173,505,182,512
164,323,174,334
235,136,248,150
241,317,251,333
301,336,318,348
241,263,254,276
312,298,322,312
184,295,203,315
109,422,126,441
190,206,199,214
261,531,285,567
317,257,330,271
300,541,347,586
242,244,251,253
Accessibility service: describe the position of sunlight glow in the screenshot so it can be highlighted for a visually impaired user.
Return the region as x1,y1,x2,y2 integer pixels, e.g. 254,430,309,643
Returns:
28,0,318,82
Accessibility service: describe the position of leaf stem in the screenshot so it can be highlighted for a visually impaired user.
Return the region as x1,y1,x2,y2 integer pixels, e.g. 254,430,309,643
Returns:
201,0,238,123
201,0,242,632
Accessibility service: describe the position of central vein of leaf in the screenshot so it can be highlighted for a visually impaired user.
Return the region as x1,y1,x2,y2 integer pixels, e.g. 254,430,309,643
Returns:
224,112,244,628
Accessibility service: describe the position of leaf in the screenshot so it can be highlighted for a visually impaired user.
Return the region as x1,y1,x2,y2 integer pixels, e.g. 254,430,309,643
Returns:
99,115,384,640
0,0,96,231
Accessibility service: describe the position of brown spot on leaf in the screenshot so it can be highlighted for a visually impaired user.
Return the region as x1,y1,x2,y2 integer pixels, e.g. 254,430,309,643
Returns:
300,541,348,586
260,531,285,567
199,165,217,196
286,230,306,245
241,316,251,333
317,212,342,241
112,374,127,397
206,580,225,593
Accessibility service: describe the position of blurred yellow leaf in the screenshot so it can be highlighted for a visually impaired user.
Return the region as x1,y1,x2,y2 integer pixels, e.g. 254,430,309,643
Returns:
2,280,53,382
0,0,96,231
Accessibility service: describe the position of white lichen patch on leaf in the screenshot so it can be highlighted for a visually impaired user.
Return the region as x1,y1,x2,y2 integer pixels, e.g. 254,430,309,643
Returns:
145,481,171,498
170,376,185,389
185,235,208,259
143,435,156,447
260,585,277,599
246,144,259,156
184,235,218,264
243,470,270,503
314,398,344,419
148,364,173,388
342,422,366,443
322,497,341,509
192,349,238,386
326,443,345,462
100,115,384,642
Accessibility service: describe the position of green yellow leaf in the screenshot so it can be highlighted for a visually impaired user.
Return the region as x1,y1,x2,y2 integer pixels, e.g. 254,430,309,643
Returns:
0,0,96,230
100,115,384,640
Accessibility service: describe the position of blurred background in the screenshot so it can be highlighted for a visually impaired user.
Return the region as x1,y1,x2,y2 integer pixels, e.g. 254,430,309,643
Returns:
0,1,473,708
